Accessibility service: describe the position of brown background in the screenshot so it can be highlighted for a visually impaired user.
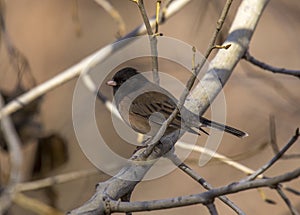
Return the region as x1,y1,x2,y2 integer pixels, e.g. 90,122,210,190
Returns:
1,0,300,214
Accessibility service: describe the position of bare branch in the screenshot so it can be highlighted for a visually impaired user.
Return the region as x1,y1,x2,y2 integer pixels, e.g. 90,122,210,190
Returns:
69,1,272,213
167,153,245,215
131,0,160,84
187,0,270,116
176,141,260,176
15,169,98,192
106,168,300,213
0,94,23,213
269,115,300,159
13,193,64,215
94,0,126,37
206,202,218,215
142,0,233,157
269,114,279,153
243,128,299,182
244,51,300,78
68,133,179,215
71,0,82,36
275,186,299,215
0,0,192,120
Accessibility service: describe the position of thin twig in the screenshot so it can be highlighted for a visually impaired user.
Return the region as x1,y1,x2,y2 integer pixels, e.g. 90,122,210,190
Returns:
177,141,300,196
71,0,82,37
167,153,245,215
243,128,300,182
13,193,64,215
0,0,192,121
275,186,299,215
142,0,233,157
94,0,126,37
131,0,160,84
244,51,300,78
97,89,296,211
15,169,99,192
70,0,273,213
155,1,161,34
269,115,300,159
107,168,300,213
176,142,259,176
285,187,300,196
269,114,279,154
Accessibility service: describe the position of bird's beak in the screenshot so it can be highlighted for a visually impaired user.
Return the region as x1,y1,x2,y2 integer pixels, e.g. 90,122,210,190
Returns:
106,80,117,86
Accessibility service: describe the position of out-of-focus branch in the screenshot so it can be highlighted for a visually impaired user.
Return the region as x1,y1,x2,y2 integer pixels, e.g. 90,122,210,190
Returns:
94,0,126,37
13,193,64,215
0,0,35,87
15,169,99,192
68,131,179,215
269,115,300,159
71,0,82,36
0,94,23,213
176,141,259,176
244,51,300,78
69,0,271,214
0,0,192,121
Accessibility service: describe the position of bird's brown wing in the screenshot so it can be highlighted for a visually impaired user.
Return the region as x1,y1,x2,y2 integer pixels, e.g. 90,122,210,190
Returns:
129,91,183,134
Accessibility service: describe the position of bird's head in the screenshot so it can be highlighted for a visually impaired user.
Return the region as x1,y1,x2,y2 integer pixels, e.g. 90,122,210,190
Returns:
106,67,146,94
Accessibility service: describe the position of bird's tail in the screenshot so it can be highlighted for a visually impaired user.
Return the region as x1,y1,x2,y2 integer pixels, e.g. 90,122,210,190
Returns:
199,117,248,138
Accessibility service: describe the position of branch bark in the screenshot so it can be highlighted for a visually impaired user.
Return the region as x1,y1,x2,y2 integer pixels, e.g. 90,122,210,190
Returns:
69,0,271,214
186,0,270,115
106,168,300,213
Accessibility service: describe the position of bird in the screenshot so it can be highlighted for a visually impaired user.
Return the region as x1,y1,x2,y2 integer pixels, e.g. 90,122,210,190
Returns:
106,67,247,138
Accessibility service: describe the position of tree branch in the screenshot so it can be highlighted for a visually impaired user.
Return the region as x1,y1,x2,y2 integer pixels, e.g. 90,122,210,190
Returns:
106,168,300,213
243,128,299,182
244,51,300,78
131,0,160,84
15,169,98,192
69,0,272,214
167,153,245,215
186,0,270,115
0,94,23,213
0,0,192,120
93,0,126,37
142,0,233,157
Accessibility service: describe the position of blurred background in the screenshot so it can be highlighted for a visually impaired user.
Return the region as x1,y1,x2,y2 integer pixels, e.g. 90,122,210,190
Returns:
0,0,299,214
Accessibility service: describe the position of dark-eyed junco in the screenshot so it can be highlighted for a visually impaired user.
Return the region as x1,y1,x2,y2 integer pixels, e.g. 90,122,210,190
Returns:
107,67,247,138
